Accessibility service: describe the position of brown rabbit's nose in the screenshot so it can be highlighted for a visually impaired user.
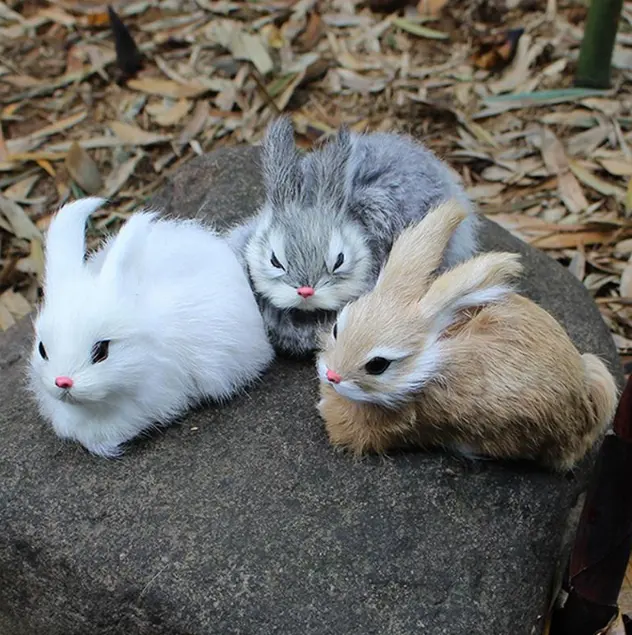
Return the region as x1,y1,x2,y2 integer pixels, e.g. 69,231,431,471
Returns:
297,286,314,298
326,369,342,384
55,376,73,389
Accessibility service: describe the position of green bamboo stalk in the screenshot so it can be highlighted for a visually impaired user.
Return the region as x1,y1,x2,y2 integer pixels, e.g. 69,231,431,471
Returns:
575,0,624,89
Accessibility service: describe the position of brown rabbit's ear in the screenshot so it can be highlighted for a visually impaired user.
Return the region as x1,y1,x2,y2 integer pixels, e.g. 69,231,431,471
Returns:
420,251,522,332
373,199,469,302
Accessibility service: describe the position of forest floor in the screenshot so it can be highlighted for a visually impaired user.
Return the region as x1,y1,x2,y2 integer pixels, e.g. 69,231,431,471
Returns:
1,0,632,628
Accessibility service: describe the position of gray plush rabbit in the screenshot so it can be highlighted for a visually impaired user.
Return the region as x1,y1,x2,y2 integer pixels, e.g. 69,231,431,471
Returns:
228,117,480,359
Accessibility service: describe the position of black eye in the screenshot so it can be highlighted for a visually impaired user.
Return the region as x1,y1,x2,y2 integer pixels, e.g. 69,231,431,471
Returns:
332,323,338,339
333,252,344,271
365,357,391,375
38,341,48,360
270,252,284,270
91,340,110,364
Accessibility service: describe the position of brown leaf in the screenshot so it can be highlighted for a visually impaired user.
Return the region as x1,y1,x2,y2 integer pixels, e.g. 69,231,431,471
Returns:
621,257,632,298
298,12,324,50
538,128,588,213
152,99,193,127
0,289,31,319
65,141,103,194
109,121,171,146
417,0,450,16
472,28,524,71
600,159,632,177
0,195,42,240
177,101,210,147
103,153,144,198
127,78,208,99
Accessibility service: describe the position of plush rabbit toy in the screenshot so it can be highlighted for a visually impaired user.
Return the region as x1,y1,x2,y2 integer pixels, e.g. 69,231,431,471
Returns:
317,199,618,471
228,117,480,359
29,198,274,458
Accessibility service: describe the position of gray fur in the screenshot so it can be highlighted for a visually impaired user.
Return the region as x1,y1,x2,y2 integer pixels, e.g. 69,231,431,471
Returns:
228,117,479,359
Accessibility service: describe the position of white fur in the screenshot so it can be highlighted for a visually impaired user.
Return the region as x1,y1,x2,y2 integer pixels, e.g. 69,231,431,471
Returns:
29,199,274,458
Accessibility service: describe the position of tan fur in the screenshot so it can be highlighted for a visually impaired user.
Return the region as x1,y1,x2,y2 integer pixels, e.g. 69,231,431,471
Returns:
318,200,619,471
375,198,469,302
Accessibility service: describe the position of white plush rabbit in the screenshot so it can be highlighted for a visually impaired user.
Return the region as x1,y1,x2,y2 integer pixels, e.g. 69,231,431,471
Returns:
29,197,274,458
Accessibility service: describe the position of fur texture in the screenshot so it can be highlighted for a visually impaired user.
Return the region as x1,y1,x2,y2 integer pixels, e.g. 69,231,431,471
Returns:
29,198,274,458
317,199,618,471
228,117,480,358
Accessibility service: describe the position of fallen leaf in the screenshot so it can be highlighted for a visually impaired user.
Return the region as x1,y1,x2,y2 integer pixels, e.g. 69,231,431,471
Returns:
568,250,586,281
392,17,448,40
569,161,626,201
531,231,616,249
538,128,588,213
152,99,193,127
177,101,210,147
0,303,15,331
621,257,632,297
3,174,40,202
0,288,31,319
0,123,8,162
600,159,632,177
6,111,87,154
103,153,144,198
417,0,450,16
127,78,209,99
0,195,42,240
109,121,171,146
65,142,103,194
473,28,524,71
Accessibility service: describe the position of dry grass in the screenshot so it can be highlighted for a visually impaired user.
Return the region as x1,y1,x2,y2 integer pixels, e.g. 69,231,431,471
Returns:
1,0,632,362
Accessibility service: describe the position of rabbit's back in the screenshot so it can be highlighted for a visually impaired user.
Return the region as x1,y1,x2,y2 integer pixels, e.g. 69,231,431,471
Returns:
138,220,273,400
418,294,608,468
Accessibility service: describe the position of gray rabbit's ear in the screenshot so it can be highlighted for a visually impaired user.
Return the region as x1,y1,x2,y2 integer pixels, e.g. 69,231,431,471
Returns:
311,127,354,212
262,116,303,208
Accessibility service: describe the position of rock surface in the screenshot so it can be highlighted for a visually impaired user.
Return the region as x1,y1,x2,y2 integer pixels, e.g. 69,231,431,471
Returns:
0,146,622,635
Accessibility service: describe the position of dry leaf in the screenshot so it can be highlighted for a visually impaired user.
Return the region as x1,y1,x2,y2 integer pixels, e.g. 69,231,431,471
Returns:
568,250,586,281
152,99,193,126
600,158,632,177
569,161,626,201
65,141,103,194
417,0,450,16
109,121,171,146
0,303,15,331
178,101,210,147
0,195,42,240
621,256,632,297
0,288,31,319
392,17,448,40
127,78,208,99
103,153,144,198
6,111,87,154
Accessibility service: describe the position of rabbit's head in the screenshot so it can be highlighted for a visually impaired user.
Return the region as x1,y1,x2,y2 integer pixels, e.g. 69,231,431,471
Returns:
246,117,372,312
30,199,158,406
317,200,522,408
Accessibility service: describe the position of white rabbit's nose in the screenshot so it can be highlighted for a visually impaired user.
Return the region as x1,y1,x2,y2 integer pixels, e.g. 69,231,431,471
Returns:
55,376,74,389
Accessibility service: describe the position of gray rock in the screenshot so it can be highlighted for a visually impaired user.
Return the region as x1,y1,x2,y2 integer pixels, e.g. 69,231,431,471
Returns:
0,146,622,635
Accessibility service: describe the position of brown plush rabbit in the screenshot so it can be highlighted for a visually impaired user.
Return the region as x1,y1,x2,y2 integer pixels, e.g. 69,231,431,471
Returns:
316,199,618,471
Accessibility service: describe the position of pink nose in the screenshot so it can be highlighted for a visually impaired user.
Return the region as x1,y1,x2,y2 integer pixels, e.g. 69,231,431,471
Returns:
326,369,342,384
55,376,73,389
297,286,314,298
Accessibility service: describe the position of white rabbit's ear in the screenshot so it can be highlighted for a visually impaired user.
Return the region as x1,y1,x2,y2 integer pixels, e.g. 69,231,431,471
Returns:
44,197,107,290
98,212,156,288
374,199,469,302
420,251,522,333
309,126,353,212
262,116,303,209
